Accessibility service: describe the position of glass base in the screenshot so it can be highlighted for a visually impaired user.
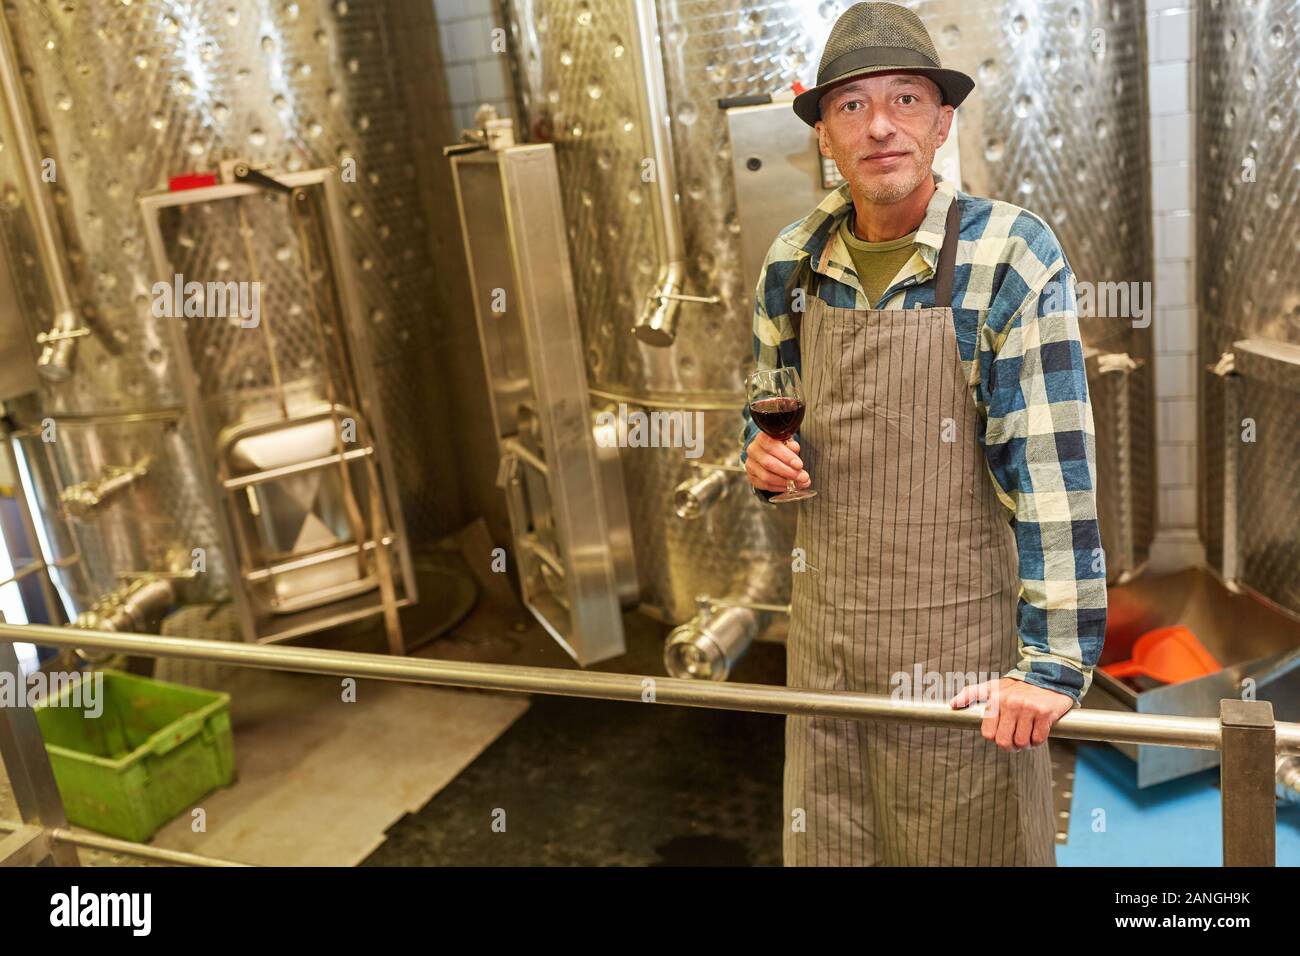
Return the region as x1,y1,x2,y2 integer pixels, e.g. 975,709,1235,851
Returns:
772,488,817,503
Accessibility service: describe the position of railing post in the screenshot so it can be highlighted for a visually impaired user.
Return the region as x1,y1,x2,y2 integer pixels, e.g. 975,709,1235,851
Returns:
1219,698,1276,867
0,629,79,865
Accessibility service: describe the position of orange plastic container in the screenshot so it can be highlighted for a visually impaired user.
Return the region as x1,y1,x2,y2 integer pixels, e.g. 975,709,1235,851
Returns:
1101,625,1222,685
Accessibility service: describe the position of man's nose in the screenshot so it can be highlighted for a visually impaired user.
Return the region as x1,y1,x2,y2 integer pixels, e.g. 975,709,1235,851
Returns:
863,104,897,141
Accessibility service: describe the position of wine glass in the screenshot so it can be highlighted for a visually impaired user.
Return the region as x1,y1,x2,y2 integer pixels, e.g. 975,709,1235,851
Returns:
746,366,816,502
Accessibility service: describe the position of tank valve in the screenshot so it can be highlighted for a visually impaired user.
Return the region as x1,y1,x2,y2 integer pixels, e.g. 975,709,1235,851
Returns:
631,272,722,347
673,461,736,520
664,600,770,681
60,459,150,521
72,575,176,664
35,309,89,382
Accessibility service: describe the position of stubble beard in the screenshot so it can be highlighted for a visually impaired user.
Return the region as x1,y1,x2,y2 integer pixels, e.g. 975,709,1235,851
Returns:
844,121,943,206
853,149,932,204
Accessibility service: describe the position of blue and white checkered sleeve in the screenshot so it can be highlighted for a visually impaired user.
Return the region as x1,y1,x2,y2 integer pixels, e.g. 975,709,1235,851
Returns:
980,264,1107,705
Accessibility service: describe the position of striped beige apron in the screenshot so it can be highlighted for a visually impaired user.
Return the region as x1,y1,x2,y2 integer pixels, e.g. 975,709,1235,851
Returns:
782,201,1056,866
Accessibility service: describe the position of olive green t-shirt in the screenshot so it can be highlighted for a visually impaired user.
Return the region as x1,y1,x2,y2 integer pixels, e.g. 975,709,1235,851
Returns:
838,212,918,308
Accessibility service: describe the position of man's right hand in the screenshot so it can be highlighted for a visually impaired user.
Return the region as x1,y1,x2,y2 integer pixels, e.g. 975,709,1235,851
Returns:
744,432,811,493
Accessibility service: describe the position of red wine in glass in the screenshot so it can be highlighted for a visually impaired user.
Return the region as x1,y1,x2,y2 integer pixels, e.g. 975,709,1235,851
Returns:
746,367,816,502
749,396,804,440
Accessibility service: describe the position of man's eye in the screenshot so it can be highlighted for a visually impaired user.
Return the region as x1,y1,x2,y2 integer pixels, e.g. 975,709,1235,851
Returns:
898,94,918,105
842,100,862,112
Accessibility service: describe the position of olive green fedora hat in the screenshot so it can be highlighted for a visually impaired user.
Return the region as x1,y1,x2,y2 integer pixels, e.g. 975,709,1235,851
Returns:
793,1,975,127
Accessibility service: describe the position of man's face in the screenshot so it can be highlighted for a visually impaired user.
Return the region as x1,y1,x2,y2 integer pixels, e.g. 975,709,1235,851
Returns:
815,72,953,205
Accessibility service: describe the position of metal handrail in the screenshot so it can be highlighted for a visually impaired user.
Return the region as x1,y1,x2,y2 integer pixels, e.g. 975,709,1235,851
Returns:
0,819,249,867
5,622,1299,754
1,620,1295,868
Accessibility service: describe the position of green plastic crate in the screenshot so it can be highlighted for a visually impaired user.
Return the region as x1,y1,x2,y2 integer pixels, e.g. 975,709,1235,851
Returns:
34,668,235,842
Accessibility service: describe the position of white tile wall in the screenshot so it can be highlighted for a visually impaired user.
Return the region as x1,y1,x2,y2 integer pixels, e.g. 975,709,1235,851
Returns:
1154,261,1192,308
1155,305,1195,352
1146,0,1202,566
1152,162,1192,212
433,0,514,135
1153,112,1193,163
1157,442,1195,478
1153,7,1193,61
1159,399,1199,444
1156,210,1193,259
1148,61,1191,114
1160,486,1198,527
1155,352,1195,398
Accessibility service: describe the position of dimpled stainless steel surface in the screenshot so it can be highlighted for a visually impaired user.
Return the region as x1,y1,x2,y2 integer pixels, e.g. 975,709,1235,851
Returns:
1237,372,1300,614
154,190,358,434
0,1,457,616
10,416,233,611
502,0,1153,617
618,408,797,622
1198,0,1300,614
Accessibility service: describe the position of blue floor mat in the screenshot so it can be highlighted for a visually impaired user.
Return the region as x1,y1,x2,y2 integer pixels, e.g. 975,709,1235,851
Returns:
1057,742,1300,866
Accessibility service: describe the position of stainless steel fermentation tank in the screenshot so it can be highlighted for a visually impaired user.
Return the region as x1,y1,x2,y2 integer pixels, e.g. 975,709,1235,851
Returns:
0,2,481,648
1197,0,1300,620
496,0,1155,667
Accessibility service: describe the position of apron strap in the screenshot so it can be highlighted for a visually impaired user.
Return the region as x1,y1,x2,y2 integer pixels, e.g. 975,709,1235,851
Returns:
786,255,814,345
787,193,962,344
932,197,961,310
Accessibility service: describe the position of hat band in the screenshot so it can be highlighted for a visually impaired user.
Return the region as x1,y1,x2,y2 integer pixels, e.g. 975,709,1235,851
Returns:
818,45,941,85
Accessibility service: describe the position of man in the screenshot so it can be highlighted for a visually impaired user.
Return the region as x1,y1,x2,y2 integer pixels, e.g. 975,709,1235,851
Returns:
739,2,1106,865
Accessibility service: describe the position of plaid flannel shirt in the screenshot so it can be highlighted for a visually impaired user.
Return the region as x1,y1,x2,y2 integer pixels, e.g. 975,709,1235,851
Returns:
739,174,1106,704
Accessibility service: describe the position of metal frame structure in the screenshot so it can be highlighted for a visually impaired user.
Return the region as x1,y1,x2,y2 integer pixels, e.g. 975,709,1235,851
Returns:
138,169,416,650
450,144,634,666
0,424,76,625
1,619,1297,867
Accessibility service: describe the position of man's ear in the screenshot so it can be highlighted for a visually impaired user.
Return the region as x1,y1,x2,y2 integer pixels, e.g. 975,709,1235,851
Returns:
815,120,831,158
933,105,955,148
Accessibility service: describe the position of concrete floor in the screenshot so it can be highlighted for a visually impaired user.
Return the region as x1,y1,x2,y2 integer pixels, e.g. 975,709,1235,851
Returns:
362,607,789,866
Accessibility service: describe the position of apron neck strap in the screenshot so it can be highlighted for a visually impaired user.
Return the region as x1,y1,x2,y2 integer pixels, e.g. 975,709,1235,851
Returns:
796,194,960,327
932,198,960,310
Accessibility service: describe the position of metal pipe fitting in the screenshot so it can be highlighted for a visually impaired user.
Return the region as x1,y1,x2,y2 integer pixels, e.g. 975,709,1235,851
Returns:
673,458,736,519
71,575,175,665
628,0,719,346
1095,351,1138,578
0,17,86,380
59,459,150,521
75,576,175,635
1278,755,1300,805
663,602,769,681
35,310,88,382
1212,353,1242,589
